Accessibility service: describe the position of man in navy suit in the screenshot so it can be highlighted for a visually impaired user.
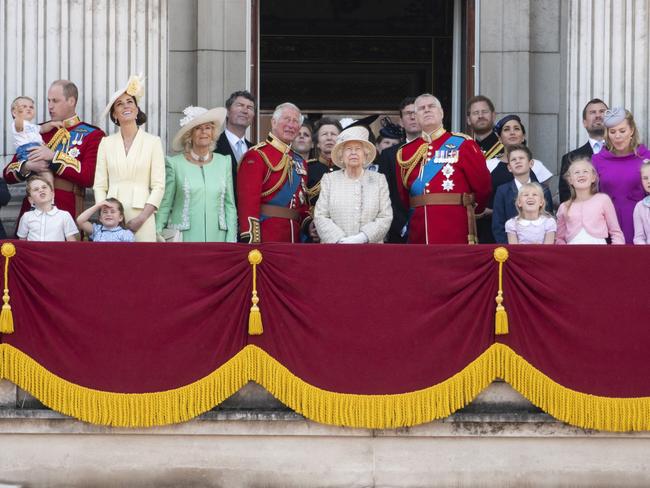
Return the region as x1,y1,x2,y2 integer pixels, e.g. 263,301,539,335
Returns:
558,98,608,202
377,97,421,243
215,90,256,204
492,144,553,243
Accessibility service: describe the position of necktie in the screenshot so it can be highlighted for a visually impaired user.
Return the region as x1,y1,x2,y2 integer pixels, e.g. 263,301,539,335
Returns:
234,140,245,162
593,141,602,154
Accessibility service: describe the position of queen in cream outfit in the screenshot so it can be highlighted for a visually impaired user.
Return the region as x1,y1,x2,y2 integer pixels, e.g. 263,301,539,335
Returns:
314,126,392,243
94,75,165,242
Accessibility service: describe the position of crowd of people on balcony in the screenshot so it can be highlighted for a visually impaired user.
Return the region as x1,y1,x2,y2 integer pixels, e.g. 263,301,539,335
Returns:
4,75,650,245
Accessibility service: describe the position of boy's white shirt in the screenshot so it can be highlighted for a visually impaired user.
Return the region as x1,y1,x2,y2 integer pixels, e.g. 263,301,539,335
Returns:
12,119,43,148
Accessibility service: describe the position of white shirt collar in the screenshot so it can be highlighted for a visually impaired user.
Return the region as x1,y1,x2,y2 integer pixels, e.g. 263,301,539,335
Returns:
225,128,246,149
33,206,59,216
588,138,604,152
514,178,531,190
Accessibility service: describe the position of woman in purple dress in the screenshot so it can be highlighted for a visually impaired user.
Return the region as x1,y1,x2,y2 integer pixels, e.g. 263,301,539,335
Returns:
592,108,650,243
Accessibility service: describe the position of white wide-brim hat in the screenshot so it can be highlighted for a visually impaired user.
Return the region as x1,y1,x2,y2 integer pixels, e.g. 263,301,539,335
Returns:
171,106,227,152
331,126,377,168
101,74,146,122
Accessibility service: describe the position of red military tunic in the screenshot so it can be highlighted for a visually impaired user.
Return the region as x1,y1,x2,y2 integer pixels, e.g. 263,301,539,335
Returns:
4,115,105,221
396,128,491,244
237,133,309,243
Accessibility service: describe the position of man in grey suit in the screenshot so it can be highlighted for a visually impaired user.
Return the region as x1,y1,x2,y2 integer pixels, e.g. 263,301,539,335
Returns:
558,98,608,202
215,90,256,203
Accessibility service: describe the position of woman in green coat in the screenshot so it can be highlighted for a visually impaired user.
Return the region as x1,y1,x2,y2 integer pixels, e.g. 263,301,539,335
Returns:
156,106,237,242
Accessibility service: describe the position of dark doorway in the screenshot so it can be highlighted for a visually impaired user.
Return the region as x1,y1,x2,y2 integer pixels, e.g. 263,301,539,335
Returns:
258,0,459,124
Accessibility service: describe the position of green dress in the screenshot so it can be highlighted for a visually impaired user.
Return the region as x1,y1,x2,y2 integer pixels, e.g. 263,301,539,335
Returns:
156,153,237,242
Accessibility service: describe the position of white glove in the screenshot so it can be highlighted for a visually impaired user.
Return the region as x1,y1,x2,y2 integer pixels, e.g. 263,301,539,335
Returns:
339,232,369,244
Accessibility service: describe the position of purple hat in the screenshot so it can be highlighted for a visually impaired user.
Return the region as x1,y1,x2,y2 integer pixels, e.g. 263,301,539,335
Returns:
603,107,627,128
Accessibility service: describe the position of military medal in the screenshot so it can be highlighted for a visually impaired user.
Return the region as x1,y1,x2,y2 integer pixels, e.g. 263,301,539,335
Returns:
68,147,80,158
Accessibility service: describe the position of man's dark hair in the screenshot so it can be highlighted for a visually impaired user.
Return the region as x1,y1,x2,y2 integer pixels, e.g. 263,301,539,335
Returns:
225,90,256,110
51,80,79,103
398,97,416,117
466,95,495,116
582,98,608,120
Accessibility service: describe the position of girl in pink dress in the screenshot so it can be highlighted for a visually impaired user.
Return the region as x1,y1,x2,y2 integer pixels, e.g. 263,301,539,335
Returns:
556,158,625,245
505,182,556,244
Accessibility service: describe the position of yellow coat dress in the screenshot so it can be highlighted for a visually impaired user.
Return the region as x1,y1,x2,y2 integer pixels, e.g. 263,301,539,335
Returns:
93,130,166,242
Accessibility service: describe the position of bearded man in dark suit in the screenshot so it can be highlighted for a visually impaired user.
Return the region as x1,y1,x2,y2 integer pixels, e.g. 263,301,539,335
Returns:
558,98,608,202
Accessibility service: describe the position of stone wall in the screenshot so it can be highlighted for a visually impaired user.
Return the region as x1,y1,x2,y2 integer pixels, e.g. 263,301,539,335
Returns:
1,380,649,487
479,0,564,194
167,0,250,146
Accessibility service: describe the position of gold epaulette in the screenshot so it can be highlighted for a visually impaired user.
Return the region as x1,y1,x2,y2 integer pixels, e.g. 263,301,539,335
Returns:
246,141,290,173
397,143,428,169
397,143,429,188
484,142,504,161
306,181,321,200
451,131,473,140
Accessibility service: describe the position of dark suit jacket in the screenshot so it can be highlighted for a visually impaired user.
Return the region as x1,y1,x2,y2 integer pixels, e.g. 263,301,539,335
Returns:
215,131,253,206
377,142,408,243
559,142,593,203
491,176,554,244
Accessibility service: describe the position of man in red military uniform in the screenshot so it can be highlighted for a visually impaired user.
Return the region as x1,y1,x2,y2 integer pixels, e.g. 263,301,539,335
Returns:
4,80,105,222
396,93,491,244
237,102,309,243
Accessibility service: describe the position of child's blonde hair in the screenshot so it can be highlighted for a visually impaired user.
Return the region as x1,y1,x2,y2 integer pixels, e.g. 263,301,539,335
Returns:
563,156,599,210
515,182,551,220
25,175,53,196
10,96,35,116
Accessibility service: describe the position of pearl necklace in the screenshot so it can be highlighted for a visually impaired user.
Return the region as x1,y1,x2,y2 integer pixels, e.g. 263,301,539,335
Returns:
189,150,211,163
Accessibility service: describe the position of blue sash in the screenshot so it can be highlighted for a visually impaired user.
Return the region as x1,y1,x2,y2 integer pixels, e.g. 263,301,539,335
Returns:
261,156,303,222
404,135,465,238
409,135,465,198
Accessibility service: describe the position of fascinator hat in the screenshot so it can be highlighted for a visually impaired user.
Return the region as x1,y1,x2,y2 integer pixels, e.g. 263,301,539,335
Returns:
172,106,227,152
331,126,377,168
603,107,627,128
101,74,146,122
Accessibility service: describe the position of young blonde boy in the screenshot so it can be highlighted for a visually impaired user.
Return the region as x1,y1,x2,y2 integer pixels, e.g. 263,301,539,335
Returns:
16,175,79,241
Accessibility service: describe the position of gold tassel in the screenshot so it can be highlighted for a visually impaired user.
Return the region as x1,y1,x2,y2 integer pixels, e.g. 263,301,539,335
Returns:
493,247,509,335
0,243,16,334
247,249,263,335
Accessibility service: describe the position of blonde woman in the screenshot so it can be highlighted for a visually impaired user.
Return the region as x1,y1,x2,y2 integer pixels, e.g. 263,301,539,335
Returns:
592,107,650,243
156,106,237,242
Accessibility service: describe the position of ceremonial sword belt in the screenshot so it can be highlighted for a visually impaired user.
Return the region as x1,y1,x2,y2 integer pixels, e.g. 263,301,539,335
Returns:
260,204,301,222
53,177,86,217
409,192,478,244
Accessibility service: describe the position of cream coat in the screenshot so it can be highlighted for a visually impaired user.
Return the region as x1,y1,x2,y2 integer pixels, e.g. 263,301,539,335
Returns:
93,130,166,242
314,170,392,243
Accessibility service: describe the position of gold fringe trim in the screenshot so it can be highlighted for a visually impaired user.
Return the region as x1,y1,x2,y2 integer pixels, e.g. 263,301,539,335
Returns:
2,341,650,431
249,345,497,429
0,343,249,428
494,343,650,432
